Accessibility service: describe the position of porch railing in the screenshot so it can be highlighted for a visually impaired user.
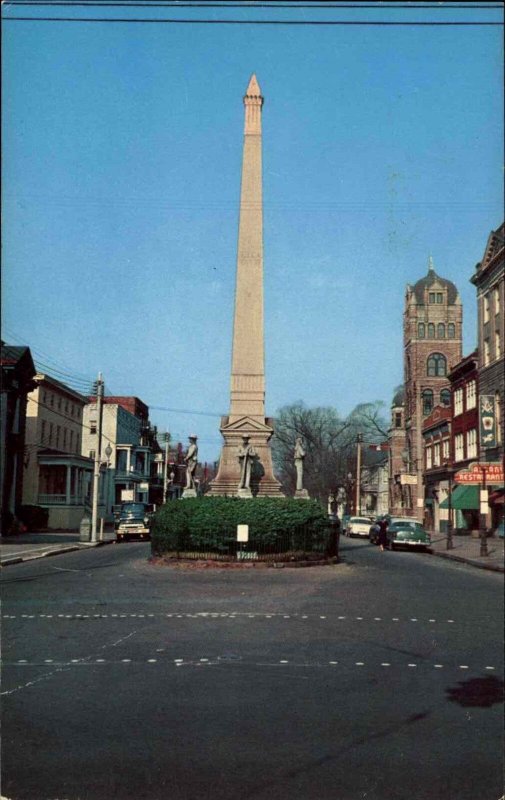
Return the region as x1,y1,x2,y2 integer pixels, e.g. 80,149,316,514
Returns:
38,494,93,506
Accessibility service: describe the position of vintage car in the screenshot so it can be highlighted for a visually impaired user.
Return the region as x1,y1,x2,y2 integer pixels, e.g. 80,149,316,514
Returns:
345,516,374,538
115,502,152,543
386,520,431,551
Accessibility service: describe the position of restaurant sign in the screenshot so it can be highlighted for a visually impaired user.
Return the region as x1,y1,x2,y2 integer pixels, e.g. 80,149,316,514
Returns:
479,395,497,449
454,462,504,485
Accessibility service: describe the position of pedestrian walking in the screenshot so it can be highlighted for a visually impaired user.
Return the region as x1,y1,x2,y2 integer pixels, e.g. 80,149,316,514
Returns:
378,518,389,551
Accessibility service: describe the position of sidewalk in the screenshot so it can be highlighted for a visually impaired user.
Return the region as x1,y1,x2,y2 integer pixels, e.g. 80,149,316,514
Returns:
428,532,504,573
0,529,116,567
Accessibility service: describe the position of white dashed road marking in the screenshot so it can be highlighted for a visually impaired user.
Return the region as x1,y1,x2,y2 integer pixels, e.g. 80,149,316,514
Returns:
3,656,499,673
2,612,463,625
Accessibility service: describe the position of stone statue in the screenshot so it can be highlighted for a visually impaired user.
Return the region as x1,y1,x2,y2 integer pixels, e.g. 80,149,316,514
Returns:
294,437,306,492
237,435,256,493
294,436,309,499
182,435,198,497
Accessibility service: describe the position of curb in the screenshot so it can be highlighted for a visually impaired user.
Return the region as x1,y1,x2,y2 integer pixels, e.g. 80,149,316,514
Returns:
0,539,115,567
430,549,504,573
149,556,339,570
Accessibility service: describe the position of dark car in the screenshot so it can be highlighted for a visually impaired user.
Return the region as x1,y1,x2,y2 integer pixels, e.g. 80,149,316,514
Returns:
115,502,152,542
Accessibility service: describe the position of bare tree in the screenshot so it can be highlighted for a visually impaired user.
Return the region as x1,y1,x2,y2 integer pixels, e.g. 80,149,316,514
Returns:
346,401,389,441
272,400,389,502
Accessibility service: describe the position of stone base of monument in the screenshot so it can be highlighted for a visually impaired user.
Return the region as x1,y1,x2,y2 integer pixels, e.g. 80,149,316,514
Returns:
237,487,253,499
294,489,310,500
209,415,284,497
181,488,197,499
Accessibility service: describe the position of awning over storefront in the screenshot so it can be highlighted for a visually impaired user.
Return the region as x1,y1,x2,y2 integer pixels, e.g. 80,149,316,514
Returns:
439,485,479,510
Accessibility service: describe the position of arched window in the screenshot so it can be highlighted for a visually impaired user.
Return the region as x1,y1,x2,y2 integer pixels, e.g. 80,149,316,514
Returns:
422,389,434,416
440,388,451,406
427,353,447,377
428,323,435,339
448,323,455,338
418,323,425,339
437,323,445,338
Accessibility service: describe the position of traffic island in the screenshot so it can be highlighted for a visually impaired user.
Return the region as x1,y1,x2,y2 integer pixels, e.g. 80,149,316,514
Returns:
150,497,339,567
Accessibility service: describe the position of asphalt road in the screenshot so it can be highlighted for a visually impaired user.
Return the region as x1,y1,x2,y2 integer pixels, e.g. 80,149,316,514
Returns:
1,538,503,800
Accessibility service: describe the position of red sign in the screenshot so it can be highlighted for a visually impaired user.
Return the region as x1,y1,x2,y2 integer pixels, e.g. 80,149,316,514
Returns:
454,462,504,484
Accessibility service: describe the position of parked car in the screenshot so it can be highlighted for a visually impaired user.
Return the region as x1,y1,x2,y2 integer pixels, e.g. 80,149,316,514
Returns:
386,520,431,551
345,516,373,538
115,502,153,542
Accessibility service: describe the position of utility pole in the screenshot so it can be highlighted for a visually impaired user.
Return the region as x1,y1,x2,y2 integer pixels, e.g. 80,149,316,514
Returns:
91,373,104,542
355,433,363,516
162,432,171,502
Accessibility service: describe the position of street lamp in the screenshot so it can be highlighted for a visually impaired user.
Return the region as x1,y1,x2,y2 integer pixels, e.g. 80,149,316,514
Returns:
355,433,363,516
347,471,354,515
104,444,113,518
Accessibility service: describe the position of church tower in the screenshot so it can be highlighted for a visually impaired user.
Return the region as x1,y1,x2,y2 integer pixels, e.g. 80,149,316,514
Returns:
401,257,462,517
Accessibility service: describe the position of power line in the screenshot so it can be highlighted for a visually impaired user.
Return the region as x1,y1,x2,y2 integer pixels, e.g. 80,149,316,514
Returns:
4,2,502,8
3,16,501,25
2,326,95,384
1,347,89,392
149,404,224,418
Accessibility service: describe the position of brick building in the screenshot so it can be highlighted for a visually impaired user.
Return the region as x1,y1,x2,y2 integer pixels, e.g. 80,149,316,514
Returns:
389,258,462,518
422,351,480,534
439,352,480,533
422,404,452,533
470,222,504,528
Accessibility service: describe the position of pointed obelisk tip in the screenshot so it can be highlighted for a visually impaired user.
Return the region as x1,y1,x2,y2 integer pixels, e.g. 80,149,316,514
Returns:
428,255,435,272
246,74,261,96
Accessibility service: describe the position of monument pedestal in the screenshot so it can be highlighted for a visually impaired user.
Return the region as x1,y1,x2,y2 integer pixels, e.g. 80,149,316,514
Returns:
294,489,310,500
210,416,284,497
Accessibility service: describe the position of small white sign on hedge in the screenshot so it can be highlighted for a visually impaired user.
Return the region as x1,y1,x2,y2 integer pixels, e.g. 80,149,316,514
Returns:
237,524,249,543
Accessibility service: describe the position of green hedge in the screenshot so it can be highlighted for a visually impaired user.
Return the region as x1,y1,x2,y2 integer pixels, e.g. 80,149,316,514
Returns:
150,497,329,557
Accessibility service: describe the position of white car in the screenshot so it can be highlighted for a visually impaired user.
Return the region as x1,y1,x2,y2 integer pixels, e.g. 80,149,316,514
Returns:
345,516,373,538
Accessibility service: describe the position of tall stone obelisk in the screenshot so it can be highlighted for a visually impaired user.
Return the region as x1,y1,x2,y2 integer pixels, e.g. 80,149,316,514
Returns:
210,75,283,497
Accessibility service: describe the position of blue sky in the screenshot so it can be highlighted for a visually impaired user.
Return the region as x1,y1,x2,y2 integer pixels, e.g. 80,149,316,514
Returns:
2,2,504,462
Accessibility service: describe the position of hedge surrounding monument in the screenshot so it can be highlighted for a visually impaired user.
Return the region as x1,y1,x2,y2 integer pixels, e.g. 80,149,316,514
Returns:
150,497,331,561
